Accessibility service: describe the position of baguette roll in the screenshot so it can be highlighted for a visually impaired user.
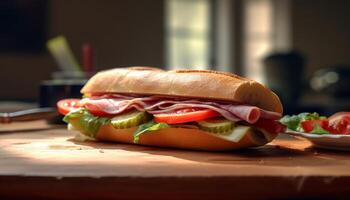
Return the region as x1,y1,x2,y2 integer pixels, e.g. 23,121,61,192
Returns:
95,124,276,151
81,67,282,114
65,66,284,151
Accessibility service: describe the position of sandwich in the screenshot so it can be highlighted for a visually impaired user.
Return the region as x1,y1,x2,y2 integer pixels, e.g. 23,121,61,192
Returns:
57,66,285,151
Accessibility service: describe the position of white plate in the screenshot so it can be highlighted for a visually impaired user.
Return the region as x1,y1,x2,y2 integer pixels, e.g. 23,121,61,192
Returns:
285,130,350,151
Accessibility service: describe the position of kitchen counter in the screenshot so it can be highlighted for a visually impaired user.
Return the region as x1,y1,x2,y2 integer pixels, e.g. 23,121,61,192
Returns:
0,121,350,199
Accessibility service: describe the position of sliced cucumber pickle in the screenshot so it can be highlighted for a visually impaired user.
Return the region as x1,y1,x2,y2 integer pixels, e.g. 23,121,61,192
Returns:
197,118,235,134
111,110,151,129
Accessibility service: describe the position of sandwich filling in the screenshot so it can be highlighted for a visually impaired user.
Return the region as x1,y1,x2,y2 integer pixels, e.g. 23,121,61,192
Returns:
60,93,286,142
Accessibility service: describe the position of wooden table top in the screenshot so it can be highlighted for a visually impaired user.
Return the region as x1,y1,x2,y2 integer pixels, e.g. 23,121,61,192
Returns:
1,120,350,200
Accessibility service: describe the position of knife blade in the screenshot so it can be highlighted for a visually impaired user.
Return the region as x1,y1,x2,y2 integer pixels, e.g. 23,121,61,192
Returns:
0,107,58,123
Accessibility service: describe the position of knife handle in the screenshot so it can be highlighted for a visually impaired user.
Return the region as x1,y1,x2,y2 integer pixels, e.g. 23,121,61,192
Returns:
0,108,58,123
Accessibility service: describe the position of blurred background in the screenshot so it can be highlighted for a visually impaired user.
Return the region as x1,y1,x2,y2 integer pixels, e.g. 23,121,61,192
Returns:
1,0,350,115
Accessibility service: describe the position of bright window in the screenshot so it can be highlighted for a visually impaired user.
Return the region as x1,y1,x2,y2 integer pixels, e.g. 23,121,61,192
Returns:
242,0,274,83
165,0,211,70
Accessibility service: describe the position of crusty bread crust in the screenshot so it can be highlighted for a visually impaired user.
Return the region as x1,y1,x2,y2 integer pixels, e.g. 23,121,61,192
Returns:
81,67,283,113
96,124,276,151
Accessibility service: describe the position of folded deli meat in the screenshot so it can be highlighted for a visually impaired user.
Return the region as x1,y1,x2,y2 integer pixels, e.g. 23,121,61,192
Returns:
82,94,281,124
58,67,285,151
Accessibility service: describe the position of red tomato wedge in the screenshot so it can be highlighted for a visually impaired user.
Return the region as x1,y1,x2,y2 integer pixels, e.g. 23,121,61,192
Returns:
328,112,350,134
83,103,115,117
300,112,350,134
300,119,331,133
154,108,220,124
329,112,350,123
57,99,82,115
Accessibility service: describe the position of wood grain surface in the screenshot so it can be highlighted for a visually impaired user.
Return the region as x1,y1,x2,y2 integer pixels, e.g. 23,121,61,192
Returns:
0,121,350,200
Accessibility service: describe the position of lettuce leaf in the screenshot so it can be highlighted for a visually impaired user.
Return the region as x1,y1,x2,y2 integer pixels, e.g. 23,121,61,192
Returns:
279,115,301,131
133,120,169,143
63,108,110,138
311,124,330,135
64,109,169,141
279,112,325,132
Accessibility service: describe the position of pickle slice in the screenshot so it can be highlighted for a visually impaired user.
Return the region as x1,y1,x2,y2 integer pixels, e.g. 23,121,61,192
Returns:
111,110,151,129
197,118,235,134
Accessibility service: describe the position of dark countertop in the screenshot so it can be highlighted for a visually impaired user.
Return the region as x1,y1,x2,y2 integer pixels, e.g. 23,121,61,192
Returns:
0,121,350,199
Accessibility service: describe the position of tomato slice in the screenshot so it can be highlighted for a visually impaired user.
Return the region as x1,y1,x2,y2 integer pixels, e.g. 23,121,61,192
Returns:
301,120,328,132
300,119,339,134
328,112,350,134
253,119,286,134
57,99,82,115
329,112,350,122
154,108,220,124
83,103,115,117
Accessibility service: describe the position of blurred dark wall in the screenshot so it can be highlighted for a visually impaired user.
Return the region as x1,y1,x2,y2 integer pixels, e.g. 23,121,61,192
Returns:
292,0,350,77
2,0,350,102
0,0,164,100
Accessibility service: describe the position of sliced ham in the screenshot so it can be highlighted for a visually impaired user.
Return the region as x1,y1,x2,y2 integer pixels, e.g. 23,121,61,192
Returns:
81,94,282,124
221,105,261,124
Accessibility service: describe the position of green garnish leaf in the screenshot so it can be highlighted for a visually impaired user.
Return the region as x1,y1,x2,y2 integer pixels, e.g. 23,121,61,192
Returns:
63,108,110,138
280,115,301,131
133,120,169,143
311,124,330,135
280,112,326,132
63,108,84,123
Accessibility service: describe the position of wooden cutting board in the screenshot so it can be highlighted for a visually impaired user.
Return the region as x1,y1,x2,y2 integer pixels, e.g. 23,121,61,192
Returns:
1,121,350,200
